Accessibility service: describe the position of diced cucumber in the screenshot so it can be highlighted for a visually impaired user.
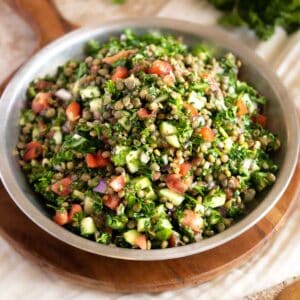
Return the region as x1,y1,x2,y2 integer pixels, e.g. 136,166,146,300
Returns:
152,204,166,219
155,219,173,240
89,98,102,112
203,192,226,208
165,135,180,148
84,196,94,215
132,176,152,189
80,86,100,99
160,122,177,136
126,150,140,173
111,145,130,167
137,217,151,232
159,189,185,206
80,217,96,235
188,91,206,110
131,177,156,200
123,229,140,245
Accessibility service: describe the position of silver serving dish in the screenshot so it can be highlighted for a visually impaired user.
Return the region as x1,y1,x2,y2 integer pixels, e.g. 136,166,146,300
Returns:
0,18,299,260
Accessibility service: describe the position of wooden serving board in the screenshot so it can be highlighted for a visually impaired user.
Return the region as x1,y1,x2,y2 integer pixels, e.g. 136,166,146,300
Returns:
1,0,300,293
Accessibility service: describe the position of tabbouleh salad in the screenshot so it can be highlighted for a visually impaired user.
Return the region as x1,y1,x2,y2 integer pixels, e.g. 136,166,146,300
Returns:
16,30,280,250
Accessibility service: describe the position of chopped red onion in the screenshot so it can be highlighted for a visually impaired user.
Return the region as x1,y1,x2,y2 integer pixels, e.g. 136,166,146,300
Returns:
93,179,107,193
55,88,72,101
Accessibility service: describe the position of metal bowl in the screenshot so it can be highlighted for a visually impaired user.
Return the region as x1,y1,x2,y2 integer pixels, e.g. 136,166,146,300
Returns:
0,18,299,261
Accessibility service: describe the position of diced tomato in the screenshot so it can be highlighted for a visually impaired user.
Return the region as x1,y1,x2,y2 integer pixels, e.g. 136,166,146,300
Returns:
51,177,72,197
179,162,192,177
31,92,51,113
134,234,147,250
165,174,189,194
109,174,126,192
23,141,43,161
236,99,248,116
86,151,110,168
53,210,68,225
68,204,82,223
148,60,172,76
183,102,198,117
86,153,99,168
252,114,267,127
198,127,215,142
112,66,128,81
181,210,203,233
103,194,121,210
163,74,175,86
66,101,81,122
137,108,154,119
102,49,137,64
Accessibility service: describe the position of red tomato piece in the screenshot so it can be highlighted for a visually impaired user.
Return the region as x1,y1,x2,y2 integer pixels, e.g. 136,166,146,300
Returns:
86,153,99,168
23,141,43,161
109,174,126,192
198,127,215,142
183,102,198,117
252,114,267,127
31,92,51,114
96,151,110,167
68,204,82,223
51,177,72,197
181,210,203,233
112,66,128,81
148,60,172,76
66,101,81,122
236,99,248,116
53,210,68,225
134,234,147,250
137,108,154,119
165,174,189,194
103,194,121,210
102,49,137,64
179,162,192,177
86,151,110,168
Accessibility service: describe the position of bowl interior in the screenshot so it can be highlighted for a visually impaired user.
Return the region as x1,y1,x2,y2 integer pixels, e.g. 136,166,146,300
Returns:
0,18,298,260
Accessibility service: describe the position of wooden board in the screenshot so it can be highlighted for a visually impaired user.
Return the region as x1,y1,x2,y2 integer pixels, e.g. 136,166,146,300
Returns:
1,0,300,293
0,161,299,293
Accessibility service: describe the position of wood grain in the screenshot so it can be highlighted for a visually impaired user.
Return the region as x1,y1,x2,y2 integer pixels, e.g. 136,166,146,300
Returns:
277,280,300,300
0,0,300,293
0,160,298,293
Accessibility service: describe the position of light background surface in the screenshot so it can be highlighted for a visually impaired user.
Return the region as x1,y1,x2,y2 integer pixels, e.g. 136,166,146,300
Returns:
0,1,299,299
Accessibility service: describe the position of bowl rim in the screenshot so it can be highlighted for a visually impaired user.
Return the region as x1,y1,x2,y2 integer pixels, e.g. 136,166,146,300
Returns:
0,17,299,261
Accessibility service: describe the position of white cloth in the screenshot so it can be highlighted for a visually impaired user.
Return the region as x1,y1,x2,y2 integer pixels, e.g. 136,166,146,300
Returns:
0,0,299,299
